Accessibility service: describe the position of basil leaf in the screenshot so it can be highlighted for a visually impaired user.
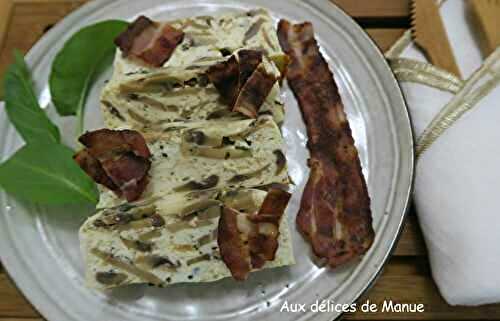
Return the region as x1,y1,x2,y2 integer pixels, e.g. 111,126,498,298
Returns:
4,50,60,144
49,20,128,134
0,141,99,205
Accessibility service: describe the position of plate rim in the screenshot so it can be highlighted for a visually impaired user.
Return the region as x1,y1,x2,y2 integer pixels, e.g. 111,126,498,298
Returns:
0,0,415,320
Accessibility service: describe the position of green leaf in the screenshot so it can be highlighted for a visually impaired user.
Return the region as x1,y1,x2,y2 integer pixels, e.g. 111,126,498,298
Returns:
49,20,128,134
3,50,60,144
0,141,99,205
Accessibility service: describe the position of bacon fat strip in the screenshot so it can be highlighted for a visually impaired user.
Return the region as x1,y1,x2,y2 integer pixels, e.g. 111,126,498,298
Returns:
217,206,252,281
114,15,184,67
218,189,291,280
277,20,374,268
74,129,151,202
206,50,276,118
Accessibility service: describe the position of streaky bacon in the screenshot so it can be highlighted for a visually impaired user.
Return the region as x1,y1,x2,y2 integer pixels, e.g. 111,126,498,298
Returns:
206,50,276,118
217,189,291,280
234,65,277,118
217,206,252,281
206,55,240,106
237,50,263,87
74,129,151,202
73,149,117,191
277,20,374,268
248,189,291,268
114,15,184,67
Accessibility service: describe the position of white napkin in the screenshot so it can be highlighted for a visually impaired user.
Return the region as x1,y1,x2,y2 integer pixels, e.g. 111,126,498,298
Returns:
386,0,500,306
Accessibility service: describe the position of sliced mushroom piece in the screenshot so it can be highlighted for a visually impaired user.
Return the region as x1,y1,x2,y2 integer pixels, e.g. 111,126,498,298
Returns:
102,100,126,121
186,145,252,159
128,204,157,217
96,204,158,228
165,219,213,232
255,182,290,192
92,248,165,285
183,129,223,147
243,18,266,44
186,253,212,265
197,229,218,247
220,189,262,213
130,95,173,112
128,109,151,124
273,150,286,175
228,164,271,183
173,244,196,252
119,214,165,230
120,69,205,93
138,229,162,241
197,205,222,220
95,213,133,227
183,18,211,30
95,272,128,286
121,237,153,252
206,109,235,120
173,175,219,192
179,199,221,217
136,255,180,269
184,119,256,149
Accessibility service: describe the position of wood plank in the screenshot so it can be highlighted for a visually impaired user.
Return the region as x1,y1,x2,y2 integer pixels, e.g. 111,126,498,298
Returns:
346,257,500,320
332,0,411,18
2,257,500,320
0,1,14,53
393,214,427,256
0,1,84,80
0,2,408,78
0,319,44,321
365,28,406,52
0,274,39,318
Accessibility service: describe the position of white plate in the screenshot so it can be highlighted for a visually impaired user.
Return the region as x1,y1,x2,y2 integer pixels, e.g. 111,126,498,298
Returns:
0,1,414,320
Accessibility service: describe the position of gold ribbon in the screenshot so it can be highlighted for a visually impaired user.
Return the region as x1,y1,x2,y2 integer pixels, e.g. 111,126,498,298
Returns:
389,58,464,93
416,49,500,157
385,30,412,59
384,0,500,158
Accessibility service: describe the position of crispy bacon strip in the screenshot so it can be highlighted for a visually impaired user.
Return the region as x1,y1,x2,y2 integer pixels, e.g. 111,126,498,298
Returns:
248,189,291,268
206,55,240,106
74,129,151,202
217,189,291,280
114,15,184,67
237,50,263,87
233,65,276,118
74,149,117,191
206,50,276,118
217,207,252,281
277,20,374,268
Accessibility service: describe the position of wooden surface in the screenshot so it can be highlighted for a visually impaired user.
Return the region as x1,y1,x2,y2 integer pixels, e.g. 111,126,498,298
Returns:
470,0,500,57
411,0,461,77
0,0,499,320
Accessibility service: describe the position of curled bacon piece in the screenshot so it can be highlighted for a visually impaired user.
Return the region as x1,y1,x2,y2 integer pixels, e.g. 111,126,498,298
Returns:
74,129,151,202
217,189,291,280
277,20,374,268
206,55,240,106
207,50,276,118
114,15,184,67
217,207,252,280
